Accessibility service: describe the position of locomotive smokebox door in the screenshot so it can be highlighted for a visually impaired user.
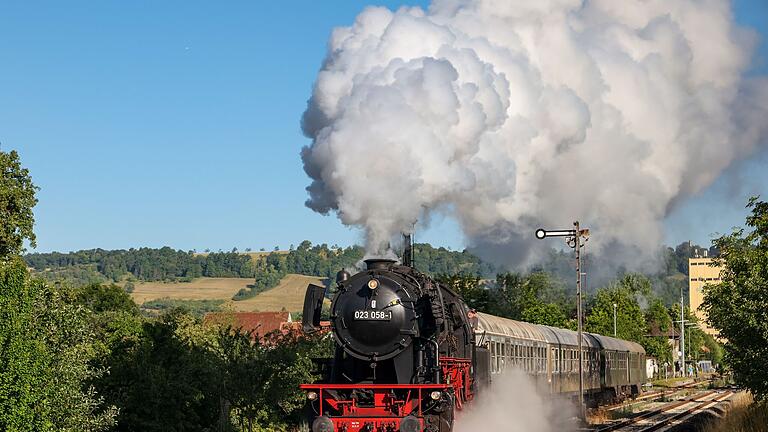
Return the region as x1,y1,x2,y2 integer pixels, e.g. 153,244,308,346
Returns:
302,283,326,333
331,266,419,361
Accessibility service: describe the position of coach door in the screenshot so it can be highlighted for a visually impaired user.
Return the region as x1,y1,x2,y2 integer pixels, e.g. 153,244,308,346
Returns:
599,351,607,387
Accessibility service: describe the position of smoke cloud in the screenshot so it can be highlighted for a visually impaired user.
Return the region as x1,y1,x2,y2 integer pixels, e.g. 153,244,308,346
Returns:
454,370,574,432
301,0,768,268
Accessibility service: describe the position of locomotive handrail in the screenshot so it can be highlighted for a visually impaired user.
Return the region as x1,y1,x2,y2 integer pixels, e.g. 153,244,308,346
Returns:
428,338,441,383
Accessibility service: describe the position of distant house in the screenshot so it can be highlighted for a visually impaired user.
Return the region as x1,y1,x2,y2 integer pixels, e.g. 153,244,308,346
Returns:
203,311,301,338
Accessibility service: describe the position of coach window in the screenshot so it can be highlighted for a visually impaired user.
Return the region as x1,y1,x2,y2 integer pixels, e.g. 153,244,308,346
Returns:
536,347,541,373
527,346,533,372
491,342,496,373
498,342,503,372
490,342,495,373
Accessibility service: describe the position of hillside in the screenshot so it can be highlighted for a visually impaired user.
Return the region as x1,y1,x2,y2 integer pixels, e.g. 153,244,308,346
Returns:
131,274,324,313
231,274,326,312
131,277,253,305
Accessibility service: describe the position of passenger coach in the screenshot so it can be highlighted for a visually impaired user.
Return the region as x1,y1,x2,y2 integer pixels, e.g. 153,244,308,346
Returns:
475,312,646,404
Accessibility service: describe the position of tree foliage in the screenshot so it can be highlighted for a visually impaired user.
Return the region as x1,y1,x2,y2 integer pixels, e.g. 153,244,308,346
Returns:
0,150,38,259
413,243,495,277
219,330,332,431
440,272,572,328
0,258,116,431
25,248,256,282
586,274,649,342
703,197,768,400
75,283,139,315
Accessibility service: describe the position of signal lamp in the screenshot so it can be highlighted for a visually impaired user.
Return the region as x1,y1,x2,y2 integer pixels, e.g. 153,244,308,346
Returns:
535,229,547,239
367,279,379,290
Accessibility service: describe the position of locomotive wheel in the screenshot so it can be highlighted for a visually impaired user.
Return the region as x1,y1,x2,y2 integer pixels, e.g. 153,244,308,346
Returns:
424,414,453,432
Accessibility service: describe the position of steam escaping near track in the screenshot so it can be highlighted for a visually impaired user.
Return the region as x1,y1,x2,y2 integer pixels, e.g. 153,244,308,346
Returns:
454,370,574,432
301,0,768,267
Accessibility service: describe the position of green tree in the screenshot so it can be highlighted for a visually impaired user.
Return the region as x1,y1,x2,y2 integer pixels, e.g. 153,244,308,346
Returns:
0,258,116,431
644,298,673,363
702,198,768,399
586,274,648,342
96,310,225,432
0,150,38,259
436,273,489,312
75,283,139,314
218,329,330,431
520,302,569,328
484,272,572,328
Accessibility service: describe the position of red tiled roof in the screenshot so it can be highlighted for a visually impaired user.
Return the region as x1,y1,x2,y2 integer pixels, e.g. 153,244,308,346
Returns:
204,312,292,336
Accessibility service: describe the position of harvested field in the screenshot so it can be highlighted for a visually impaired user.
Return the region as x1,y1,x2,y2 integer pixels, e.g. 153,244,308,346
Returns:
131,274,326,313
233,274,327,312
131,278,252,305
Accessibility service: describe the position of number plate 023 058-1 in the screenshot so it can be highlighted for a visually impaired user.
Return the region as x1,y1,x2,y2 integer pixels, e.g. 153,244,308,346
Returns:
353,310,392,321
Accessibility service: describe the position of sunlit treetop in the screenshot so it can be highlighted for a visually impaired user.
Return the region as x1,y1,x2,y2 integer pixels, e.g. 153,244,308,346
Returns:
0,150,38,259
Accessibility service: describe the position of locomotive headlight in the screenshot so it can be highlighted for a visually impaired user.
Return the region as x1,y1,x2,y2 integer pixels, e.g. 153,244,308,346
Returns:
430,391,442,400
307,391,318,401
367,279,379,290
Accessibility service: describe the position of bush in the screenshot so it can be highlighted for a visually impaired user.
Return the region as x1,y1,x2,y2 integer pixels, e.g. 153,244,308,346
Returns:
141,298,225,318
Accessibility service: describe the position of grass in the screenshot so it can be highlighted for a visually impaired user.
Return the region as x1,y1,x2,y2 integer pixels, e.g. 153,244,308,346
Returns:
703,393,767,432
131,274,326,313
652,377,696,388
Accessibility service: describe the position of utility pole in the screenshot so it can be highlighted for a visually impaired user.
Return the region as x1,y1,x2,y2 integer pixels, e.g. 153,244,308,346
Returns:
613,303,618,337
680,285,686,377
535,222,589,418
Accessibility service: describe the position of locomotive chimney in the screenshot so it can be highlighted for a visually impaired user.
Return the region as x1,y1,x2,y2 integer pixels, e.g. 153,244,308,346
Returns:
336,268,350,285
364,259,396,271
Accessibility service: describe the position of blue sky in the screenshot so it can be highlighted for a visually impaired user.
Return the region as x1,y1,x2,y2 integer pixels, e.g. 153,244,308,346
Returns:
1,1,766,253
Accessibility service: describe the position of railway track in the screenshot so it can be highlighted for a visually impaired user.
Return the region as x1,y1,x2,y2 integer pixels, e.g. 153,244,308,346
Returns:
603,379,713,413
592,389,734,432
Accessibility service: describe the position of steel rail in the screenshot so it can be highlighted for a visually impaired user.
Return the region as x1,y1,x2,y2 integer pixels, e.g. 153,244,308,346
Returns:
593,390,719,432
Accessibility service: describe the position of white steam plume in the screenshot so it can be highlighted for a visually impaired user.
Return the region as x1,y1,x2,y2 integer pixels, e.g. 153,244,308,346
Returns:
454,370,574,432
301,0,768,267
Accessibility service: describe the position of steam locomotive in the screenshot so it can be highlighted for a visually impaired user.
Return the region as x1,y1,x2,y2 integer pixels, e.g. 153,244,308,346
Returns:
300,248,646,432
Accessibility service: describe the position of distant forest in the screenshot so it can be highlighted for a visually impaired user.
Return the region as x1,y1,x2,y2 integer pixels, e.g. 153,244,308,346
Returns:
25,247,255,282
24,240,715,305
